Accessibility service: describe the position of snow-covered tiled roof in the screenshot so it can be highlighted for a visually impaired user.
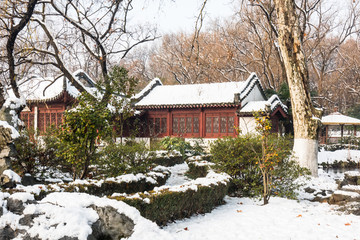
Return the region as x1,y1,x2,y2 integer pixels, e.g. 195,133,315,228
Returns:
239,94,288,114
321,112,360,125
18,70,96,103
135,73,264,107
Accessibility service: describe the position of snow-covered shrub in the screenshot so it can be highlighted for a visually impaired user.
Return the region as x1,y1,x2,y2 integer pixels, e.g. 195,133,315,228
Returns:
151,150,183,167
210,135,262,197
185,156,214,179
160,136,205,161
57,93,111,180
111,171,230,225
210,134,308,200
13,129,68,176
98,140,155,177
185,162,209,179
62,170,170,196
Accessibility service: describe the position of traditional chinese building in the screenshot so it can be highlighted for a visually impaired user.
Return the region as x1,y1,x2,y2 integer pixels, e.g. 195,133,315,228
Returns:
320,112,360,144
134,73,288,138
19,70,96,133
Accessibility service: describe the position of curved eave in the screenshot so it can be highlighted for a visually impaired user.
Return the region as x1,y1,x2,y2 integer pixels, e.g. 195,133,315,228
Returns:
135,103,241,110
26,90,76,104
238,105,288,118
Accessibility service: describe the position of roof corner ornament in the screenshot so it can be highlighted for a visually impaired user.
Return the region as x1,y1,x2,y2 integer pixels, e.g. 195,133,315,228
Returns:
234,93,240,104
265,103,271,114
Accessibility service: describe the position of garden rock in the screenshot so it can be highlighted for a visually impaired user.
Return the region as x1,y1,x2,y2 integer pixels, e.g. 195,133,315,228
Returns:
0,126,14,175
304,187,316,193
21,174,39,186
329,190,360,205
6,198,25,214
343,172,360,186
0,174,16,188
0,226,15,240
90,205,135,240
19,214,39,227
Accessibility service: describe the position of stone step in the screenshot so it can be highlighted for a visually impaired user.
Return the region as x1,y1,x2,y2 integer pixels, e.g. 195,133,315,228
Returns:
329,190,360,205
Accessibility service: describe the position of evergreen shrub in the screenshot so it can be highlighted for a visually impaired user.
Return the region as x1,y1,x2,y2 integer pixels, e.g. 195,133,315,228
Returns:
210,135,262,197
99,140,155,177
185,162,209,179
112,182,229,225
210,134,309,199
13,129,68,176
160,136,205,161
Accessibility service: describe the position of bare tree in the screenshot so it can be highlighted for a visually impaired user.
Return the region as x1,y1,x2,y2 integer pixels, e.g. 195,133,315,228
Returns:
0,0,38,108
47,0,157,103
273,0,321,176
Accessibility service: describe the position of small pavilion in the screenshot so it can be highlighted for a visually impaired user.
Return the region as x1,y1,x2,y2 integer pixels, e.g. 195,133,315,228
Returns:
320,112,360,144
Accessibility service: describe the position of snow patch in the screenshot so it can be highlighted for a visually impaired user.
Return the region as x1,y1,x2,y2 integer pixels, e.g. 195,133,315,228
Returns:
2,170,21,183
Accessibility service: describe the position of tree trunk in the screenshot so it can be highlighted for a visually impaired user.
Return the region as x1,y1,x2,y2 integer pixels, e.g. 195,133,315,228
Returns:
274,0,321,176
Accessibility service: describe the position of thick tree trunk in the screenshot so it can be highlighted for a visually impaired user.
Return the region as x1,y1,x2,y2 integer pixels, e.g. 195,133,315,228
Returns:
275,0,321,176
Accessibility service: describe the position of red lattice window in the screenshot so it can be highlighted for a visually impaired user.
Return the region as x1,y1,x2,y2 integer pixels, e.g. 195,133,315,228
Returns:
57,113,63,125
206,117,212,133
205,114,236,137
228,117,234,133
173,118,179,133
38,113,45,132
148,118,154,136
220,117,227,133
193,117,199,133
186,117,192,133
148,115,168,136
213,117,219,133
179,117,185,134
161,118,167,133
155,118,161,134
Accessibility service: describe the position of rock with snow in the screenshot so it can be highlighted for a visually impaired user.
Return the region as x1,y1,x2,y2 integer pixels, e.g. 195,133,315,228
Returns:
21,174,40,186
0,126,17,175
0,192,173,240
1,170,21,189
90,205,135,239
0,226,15,239
329,190,360,204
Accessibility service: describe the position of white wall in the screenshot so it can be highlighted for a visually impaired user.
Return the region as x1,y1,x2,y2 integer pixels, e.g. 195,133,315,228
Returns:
239,116,257,135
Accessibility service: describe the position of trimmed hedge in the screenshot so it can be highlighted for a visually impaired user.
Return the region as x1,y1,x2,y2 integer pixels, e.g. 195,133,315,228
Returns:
185,155,214,179
320,160,358,169
185,162,209,179
110,173,230,225
152,151,184,167
62,171,170,196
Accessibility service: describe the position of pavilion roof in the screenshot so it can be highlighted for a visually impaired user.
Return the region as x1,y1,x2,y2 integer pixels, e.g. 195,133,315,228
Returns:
321,112,360,125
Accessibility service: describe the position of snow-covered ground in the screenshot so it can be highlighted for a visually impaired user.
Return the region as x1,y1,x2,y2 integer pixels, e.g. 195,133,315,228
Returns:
3,151,360,239
163,162,190,186
318,148,360,164
162,168,358,240
165,196,360,240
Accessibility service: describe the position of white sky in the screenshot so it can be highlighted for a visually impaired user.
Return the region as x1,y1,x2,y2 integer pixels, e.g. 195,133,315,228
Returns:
130,0,236,34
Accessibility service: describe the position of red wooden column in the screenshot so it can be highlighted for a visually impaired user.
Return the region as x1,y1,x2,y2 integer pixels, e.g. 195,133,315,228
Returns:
167,109,171,136
199,107,205,138
234,111,239,137
354,125,357,137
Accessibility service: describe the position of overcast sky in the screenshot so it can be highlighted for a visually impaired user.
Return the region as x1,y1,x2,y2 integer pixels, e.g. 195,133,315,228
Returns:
130,0,236,34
